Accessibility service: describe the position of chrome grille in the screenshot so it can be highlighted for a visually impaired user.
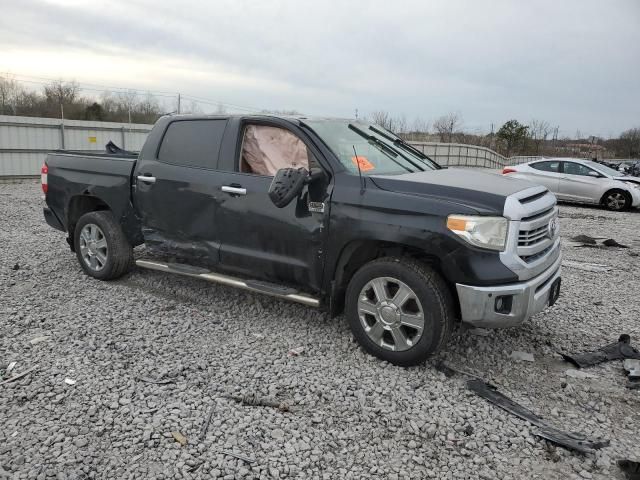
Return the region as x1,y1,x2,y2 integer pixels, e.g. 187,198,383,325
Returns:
518,225,549,247
501,186,561,281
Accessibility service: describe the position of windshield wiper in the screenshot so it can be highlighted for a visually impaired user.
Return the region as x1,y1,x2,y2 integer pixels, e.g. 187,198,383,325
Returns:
348,124,423,172
369,125,442,169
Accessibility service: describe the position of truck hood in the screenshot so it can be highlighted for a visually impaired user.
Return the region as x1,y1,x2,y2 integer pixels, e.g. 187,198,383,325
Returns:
370,168,536,213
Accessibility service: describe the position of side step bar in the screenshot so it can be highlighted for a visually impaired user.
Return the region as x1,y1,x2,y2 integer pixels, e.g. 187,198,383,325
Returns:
135,259,320,308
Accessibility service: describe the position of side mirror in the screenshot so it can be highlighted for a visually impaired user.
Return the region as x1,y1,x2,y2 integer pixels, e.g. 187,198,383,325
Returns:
269,167,308,208
588,171,600,178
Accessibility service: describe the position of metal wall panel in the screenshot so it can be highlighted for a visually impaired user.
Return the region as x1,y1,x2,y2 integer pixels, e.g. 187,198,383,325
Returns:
0,115,153,176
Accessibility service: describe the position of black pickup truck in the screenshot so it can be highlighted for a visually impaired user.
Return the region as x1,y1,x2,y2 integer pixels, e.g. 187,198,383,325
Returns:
42,114,562,366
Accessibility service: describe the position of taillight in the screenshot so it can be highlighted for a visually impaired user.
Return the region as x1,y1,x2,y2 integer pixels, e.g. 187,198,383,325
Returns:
41,163,48,194
502,167,517,174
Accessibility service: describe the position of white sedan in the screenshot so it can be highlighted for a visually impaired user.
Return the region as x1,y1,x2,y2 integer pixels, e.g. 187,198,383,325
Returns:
503,158,640,211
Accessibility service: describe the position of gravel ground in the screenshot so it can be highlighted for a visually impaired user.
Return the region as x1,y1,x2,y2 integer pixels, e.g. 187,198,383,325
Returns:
1,182,639,480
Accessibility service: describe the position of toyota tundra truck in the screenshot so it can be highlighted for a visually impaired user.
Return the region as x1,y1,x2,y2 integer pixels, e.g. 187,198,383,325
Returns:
42,114,562,366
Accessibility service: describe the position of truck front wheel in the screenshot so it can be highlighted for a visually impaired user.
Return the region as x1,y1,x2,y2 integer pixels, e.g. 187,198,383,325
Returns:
345,257,454,366
74,211,133,280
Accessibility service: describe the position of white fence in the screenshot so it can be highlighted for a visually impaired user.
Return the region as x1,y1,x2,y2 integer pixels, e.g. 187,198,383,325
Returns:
0,115,153,177
0,116,541,177
410,142,540,169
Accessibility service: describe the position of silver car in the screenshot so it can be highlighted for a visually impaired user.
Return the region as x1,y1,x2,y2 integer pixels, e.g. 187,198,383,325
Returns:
503,158,640,211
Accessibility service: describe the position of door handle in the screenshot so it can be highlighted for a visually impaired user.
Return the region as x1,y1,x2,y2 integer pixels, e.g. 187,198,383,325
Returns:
221,185,247,195
137,175,156,184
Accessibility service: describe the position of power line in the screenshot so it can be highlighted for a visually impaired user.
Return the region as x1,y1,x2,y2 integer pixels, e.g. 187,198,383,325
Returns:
2,71,266,113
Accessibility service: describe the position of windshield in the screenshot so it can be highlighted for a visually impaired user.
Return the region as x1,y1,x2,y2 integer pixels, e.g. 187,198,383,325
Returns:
305,120,437,175
584,160,622,177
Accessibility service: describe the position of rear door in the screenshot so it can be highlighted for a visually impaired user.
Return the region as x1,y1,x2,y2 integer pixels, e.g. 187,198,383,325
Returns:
525,161,561,193
133,118,228,266
559,161,601,202
214,119,332,292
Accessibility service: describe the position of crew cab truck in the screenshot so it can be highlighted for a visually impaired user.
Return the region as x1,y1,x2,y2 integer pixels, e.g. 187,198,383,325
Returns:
42,114,562,366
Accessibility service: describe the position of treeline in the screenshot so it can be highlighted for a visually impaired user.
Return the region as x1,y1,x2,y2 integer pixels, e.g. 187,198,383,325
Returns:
1,76,638,158
0,77,167,124
368,111,640,159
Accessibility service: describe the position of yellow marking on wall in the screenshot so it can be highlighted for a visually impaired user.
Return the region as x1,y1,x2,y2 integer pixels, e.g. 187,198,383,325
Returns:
88,136,97,143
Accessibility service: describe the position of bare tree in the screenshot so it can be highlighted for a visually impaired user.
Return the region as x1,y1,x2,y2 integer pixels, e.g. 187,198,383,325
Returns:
369,110,393,131
0,75,22,115
44,80,79,106
433,112,462,143
620,128,640,158
528,119,552,154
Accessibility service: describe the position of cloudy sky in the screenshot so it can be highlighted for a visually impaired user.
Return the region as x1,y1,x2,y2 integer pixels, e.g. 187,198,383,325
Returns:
1,0,639,137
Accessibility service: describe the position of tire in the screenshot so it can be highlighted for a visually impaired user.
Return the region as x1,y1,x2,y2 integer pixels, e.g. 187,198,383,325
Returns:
74,211,133,280
345,257,454,366
602,189,630,211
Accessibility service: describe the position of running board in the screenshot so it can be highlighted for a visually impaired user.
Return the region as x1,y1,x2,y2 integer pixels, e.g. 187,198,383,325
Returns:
135,259,320,308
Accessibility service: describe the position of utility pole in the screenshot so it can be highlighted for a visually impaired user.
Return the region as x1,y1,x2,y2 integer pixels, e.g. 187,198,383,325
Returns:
355,108,358,120
60,103,66,150
177,93,181,114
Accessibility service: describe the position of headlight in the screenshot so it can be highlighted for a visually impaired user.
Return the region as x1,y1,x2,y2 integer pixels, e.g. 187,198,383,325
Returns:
447,215,508,251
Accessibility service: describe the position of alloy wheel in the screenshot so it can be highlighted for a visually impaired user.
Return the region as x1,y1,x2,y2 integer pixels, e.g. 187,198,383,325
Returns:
357,276,425,351
79,223,108,271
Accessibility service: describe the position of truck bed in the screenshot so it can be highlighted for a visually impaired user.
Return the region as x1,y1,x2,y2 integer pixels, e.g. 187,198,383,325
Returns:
44,152,140,242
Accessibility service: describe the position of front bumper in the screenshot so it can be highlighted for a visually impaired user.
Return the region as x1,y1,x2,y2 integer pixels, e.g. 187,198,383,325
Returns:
456,253,562,328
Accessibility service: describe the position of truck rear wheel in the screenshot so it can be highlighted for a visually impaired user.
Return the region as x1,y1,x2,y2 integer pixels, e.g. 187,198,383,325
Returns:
74,211,133,280
345,257,454,366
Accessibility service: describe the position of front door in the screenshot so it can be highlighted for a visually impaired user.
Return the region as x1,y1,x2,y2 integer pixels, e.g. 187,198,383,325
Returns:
559,161,602,203
133,118,228,265
215,121,331,292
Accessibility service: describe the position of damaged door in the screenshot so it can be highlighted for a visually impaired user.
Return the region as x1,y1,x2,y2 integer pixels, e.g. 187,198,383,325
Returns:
215,122,331,292
133,119,228,265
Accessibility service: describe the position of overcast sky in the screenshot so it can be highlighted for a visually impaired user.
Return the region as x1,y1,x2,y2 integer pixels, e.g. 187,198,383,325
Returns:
1,0,638,137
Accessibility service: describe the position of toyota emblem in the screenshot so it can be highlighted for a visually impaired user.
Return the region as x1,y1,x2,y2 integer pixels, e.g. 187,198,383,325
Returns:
547,217,558,238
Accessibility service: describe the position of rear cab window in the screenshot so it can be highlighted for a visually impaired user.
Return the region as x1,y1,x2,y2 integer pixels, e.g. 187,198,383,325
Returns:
158,119,227,169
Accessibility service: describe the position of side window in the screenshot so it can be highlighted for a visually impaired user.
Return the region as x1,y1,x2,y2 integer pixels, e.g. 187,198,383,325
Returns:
158,119,227,169
531,161,560,172
563,162,595,176
239,125,315,176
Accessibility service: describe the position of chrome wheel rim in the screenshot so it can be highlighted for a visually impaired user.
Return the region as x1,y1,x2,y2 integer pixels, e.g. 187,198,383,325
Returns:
357,277,425,352
79,224,108,271
606,192,626,210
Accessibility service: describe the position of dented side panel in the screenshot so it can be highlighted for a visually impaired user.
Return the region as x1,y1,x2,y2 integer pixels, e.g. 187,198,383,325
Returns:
45,153,143,244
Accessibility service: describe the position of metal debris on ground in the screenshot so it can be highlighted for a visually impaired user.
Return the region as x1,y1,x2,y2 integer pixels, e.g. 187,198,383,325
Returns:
467,379,609,453
136,376,177,385
0,365,38,386
560,334,640,368
64,378,77,385
224,393,291,412
568,235,629,249
29,336,50,345
199,405,215,441
510,351,535,362
563,260,611,273
216,450,256,464
171,431,187,446
287,346,305,356
571,235,597,245
618,459,640,480
602,238,628,248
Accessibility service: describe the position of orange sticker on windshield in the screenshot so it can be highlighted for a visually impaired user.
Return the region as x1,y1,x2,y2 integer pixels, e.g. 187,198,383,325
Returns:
351,156,375,171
